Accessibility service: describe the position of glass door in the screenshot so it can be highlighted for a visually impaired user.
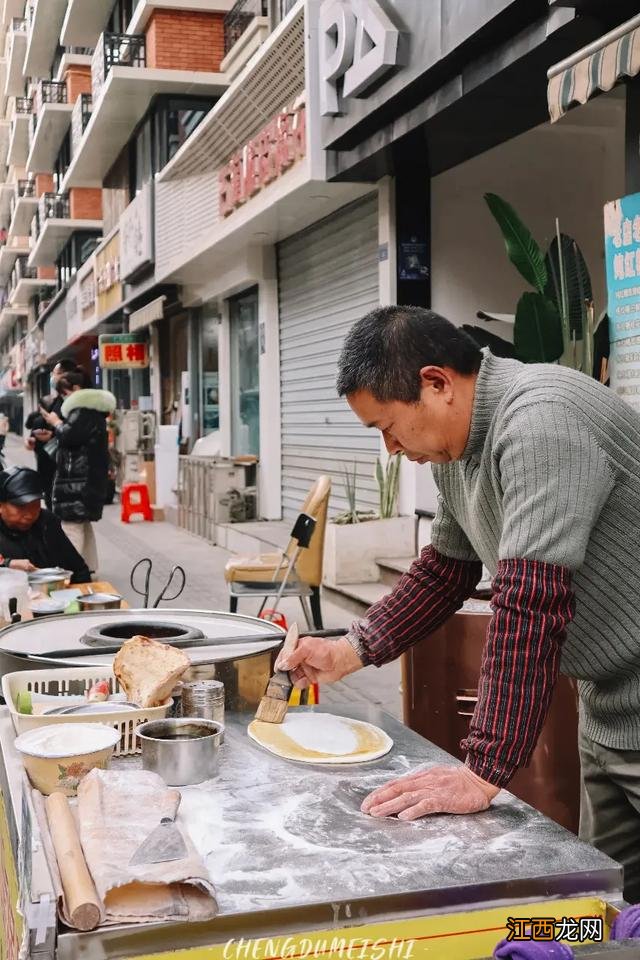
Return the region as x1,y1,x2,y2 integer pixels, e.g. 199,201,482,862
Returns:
229,288,259,456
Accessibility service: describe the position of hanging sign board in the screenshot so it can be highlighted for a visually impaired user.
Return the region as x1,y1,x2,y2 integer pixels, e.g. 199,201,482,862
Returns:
604,193,640,411
99,333,149,369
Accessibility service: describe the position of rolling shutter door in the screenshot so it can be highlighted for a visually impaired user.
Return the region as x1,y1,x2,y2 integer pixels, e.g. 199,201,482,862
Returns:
278,193,380,519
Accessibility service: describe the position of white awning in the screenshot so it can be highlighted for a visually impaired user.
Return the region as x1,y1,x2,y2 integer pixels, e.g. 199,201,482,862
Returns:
548,13,640,122
129,295,165,332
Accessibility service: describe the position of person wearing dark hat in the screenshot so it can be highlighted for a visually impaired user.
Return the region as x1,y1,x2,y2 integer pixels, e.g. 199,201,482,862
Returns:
0,467,91,582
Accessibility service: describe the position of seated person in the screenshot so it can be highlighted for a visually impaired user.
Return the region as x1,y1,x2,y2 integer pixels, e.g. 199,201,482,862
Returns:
0,467,91,583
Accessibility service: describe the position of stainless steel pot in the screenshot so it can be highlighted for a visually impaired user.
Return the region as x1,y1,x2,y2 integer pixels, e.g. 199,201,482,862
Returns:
77,593,122,612
137,717,223,785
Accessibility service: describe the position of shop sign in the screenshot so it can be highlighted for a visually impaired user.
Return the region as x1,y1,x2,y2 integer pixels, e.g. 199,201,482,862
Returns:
120,181,154,281
219,103,306,218
95,231,123,319
604,193,640,412
318,0,402,116
80,267,96,316
99,333,149,369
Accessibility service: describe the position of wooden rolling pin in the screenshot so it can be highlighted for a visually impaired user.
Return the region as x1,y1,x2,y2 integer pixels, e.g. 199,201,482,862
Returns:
45,791,102,931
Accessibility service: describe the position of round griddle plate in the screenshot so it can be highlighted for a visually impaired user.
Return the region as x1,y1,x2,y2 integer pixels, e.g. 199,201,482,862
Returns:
0,608,283,662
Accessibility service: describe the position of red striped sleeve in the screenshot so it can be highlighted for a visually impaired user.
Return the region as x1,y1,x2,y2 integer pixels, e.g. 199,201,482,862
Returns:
463,557,575,787
351,545,482,667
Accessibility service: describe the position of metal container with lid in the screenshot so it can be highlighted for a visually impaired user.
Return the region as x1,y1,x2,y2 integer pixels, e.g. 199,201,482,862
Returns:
181,679,225,724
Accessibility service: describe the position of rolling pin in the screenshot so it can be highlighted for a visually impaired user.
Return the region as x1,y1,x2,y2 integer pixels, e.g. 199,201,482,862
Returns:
45,791,102,931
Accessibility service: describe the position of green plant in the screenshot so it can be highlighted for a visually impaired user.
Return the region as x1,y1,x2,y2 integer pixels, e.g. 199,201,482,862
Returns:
342,461,359,524
376,453,402,519
466,193,608,378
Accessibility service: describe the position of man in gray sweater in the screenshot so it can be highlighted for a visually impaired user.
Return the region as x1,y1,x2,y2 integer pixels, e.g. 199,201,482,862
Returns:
281,306,640,900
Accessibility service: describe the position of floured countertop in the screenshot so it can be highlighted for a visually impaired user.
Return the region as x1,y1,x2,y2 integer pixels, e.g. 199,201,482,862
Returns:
175,705,622,921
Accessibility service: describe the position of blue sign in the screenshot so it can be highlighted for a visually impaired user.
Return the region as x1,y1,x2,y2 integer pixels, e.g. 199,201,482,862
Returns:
604,192,640,344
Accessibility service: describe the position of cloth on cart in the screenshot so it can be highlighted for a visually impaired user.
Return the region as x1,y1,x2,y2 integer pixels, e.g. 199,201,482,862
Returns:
611,904,640,940
493,940,574,958
77,768,217,924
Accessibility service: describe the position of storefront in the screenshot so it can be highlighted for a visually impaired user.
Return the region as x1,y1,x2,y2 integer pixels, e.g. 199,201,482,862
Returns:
305,0,640,519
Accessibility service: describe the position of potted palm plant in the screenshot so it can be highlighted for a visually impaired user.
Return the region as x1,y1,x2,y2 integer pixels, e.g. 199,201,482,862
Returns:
323,455,415,586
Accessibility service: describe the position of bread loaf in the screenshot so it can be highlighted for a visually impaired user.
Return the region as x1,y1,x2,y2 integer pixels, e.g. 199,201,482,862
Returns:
113,635,190,707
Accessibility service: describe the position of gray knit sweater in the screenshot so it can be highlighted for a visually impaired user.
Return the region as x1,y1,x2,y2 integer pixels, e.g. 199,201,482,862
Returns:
431,351,640,750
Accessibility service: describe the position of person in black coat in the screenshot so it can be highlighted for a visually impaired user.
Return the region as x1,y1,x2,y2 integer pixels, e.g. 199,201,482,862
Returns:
24,359,79,509
40,372,117,573
0,467,91,582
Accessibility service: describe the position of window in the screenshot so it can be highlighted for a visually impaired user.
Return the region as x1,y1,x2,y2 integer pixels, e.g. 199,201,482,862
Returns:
53,132,71,193
128,96,214,201
55,231,101,291
107,0,136,33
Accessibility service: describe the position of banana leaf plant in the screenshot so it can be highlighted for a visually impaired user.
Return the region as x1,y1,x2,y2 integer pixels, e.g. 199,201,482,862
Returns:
465,193,609,380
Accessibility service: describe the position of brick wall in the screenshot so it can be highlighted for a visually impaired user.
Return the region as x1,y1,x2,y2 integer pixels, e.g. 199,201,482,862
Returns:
145,10,225,72
34,174,53,198
37,266,56,280
69,188,102,220
65,65,92,103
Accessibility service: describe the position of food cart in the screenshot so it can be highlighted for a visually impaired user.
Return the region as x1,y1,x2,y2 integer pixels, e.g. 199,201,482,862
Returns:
1,698,637,960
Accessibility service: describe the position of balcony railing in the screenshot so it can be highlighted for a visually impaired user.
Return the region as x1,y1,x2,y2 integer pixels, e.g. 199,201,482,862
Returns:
14,97,32,115
224,0,268,55
71,93,92,154
16,180,35,199
39,193,70,224
92,32,146,102
11,18,27,33
9,256,37,298
35,80,68,113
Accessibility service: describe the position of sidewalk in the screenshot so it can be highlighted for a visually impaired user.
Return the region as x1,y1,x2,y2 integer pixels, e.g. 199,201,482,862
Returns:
4,434,402,718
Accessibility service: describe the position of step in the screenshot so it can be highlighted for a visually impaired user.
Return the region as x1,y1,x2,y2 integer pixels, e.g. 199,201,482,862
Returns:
376,555,415,588
323,580,391,618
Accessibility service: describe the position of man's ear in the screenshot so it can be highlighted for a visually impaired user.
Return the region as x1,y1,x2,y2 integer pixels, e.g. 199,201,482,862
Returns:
419,366,455,400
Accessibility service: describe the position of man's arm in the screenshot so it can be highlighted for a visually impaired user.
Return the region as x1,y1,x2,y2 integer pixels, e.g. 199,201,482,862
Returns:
44,513,92,582
347,497,482,667
463,403,615,788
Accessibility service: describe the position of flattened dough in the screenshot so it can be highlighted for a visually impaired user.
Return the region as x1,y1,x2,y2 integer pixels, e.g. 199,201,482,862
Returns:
248,712,393,764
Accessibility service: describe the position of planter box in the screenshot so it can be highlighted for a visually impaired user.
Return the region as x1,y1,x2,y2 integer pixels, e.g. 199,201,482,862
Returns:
323,516,415,586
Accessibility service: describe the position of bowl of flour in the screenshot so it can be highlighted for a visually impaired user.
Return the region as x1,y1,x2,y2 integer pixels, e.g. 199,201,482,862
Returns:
15,723,120,796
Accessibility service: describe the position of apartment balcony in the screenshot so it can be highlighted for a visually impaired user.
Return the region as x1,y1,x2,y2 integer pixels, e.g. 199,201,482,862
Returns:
0,117,9,167
64,31,225,188
60,0,111,50
24,0,68,78
4,17,27,97
7,178,35,239
0,0,25,33
71,92,91,157
8,254,54,306
0,183,13,224
26,81,72,174
221,0,269,82
0,233,31,284
28,192,102,267
6,96,31,167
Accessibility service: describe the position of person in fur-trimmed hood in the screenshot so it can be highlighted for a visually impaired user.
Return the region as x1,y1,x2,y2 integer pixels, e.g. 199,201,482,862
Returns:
40,372,117,573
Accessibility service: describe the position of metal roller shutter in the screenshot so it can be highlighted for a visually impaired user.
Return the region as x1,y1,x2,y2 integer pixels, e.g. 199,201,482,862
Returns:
278,193,380,519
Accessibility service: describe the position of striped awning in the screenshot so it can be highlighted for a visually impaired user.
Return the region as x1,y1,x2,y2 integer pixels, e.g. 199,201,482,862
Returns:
548,14,640,122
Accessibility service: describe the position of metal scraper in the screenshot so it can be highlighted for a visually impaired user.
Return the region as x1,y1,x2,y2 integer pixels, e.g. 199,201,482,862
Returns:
129,812,188,866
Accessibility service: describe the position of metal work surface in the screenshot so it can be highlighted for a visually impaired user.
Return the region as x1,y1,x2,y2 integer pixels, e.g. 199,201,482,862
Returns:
0,704,623,960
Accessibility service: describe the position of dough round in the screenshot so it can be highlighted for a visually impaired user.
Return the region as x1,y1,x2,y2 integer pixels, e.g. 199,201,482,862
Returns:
248,712,393,764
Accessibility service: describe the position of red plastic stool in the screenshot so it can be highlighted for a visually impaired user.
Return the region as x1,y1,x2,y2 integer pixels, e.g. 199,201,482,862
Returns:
121,483,153,523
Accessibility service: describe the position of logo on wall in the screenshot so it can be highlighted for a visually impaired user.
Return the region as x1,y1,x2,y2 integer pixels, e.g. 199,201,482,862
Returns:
219,103,306,217
319,0,402,117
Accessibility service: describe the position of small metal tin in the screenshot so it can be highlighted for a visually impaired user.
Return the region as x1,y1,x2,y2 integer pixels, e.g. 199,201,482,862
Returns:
77,593,122,612
181,680,225,724
136,717,224,786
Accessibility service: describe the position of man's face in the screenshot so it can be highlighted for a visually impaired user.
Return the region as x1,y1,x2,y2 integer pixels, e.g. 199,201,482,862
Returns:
51,363,67,386
347,366,475,464
0,499,41,531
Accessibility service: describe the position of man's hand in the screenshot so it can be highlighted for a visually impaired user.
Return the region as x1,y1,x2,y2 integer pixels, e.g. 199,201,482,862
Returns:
24,436,36,450
361,765,500,820
32,429,53,442
9,559,38,573
276,636,363,687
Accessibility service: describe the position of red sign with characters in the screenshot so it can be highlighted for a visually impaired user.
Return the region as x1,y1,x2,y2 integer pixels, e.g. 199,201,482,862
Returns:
99,334,149,369
219,103,306,217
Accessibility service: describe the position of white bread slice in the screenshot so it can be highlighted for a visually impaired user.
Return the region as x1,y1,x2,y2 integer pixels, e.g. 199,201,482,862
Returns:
113,635,190,708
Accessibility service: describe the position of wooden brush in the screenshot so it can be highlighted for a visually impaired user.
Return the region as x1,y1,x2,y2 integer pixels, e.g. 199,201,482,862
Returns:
255,622,300,723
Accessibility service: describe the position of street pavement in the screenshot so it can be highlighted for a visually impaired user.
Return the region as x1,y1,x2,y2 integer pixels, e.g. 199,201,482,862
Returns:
5,433,402,718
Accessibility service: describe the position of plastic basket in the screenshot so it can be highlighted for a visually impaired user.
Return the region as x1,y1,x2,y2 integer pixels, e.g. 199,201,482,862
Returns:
2,666,172,756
